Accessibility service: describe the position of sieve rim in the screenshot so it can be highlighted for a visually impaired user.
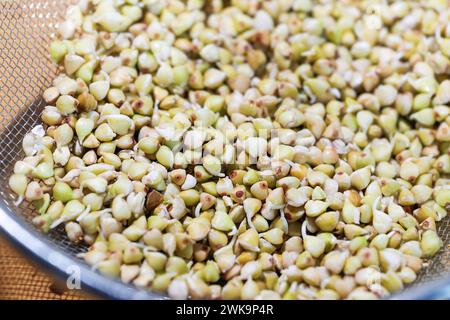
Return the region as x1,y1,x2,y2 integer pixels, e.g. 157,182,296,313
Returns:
0,202,167,300
0,0,448,301
1,199,449,299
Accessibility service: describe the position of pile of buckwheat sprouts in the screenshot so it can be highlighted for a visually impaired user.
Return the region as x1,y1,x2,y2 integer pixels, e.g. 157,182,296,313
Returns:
8,0,450,300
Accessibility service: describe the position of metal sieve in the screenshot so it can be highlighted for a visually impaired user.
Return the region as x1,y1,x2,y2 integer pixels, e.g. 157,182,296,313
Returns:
0,0,448,300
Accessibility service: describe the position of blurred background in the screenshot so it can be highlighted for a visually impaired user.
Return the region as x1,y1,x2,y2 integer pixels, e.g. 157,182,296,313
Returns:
0,234,89,300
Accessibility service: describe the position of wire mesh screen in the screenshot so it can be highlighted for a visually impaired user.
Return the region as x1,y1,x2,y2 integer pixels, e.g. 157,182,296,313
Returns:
0,0,87,255
0,0,448,299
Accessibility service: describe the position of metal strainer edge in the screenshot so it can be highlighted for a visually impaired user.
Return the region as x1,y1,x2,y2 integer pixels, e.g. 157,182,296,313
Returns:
1,203,449,299
0,202,167,300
